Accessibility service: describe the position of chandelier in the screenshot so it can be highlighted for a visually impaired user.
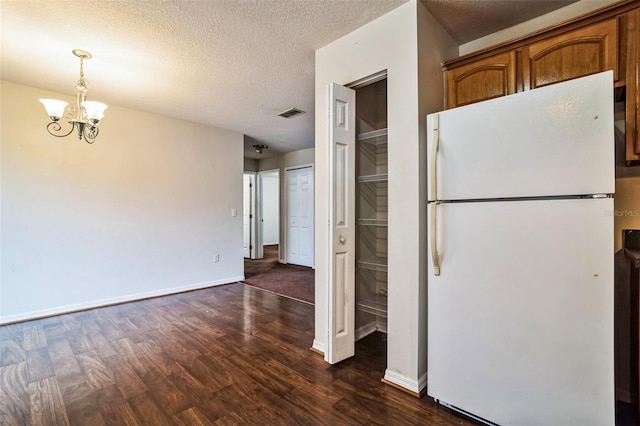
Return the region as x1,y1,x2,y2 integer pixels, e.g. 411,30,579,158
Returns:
39,50,108,144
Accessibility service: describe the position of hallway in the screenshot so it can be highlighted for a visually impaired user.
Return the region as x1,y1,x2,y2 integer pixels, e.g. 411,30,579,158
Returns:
242,245,314,304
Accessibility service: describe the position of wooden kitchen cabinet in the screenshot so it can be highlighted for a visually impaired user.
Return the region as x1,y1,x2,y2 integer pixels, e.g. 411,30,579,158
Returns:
625,8,640,163
442,0,640,165
445,51,516,109
524,19,618,90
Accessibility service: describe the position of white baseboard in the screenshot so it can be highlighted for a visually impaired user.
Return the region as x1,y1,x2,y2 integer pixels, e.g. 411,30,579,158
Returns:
383,370,427,395
0,276,244,325
312,339,325,354
355,322,378,340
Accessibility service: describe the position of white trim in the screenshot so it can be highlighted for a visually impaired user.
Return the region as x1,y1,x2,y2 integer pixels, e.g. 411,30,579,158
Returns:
346,70,388,89
0,276,243,325
312,339,326,354
284,164,315,268
243,172,257,259
355,322,378,340
253,172,264,259
383,370,427,395
325,81,333,363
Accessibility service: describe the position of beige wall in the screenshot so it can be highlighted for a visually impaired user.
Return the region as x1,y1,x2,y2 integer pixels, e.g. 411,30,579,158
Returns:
257,148,314,172
314,0,457,394
244,158,258,172
1,81,244,323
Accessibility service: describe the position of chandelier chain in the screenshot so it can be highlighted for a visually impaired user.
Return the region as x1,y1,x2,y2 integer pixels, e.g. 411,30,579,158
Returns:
76,56,87,92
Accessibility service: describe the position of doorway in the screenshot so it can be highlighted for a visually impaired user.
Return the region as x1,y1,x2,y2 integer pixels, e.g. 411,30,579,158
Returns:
326,73,388,364
259,169,280,259
285,165,314,267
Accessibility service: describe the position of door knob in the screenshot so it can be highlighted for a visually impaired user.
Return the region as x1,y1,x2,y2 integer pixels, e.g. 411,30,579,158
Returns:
339,235,346,245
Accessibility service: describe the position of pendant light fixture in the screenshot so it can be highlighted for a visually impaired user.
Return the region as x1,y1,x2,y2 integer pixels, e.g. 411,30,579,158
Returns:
39,49,108,144
253,144,268,154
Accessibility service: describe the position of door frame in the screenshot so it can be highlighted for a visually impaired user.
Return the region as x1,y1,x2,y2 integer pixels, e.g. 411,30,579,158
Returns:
243,172,259,260
284,164,315,268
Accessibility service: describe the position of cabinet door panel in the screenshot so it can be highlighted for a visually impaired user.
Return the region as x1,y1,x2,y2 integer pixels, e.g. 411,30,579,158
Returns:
446,51,516,109
527,19,618,90
626,9,640,163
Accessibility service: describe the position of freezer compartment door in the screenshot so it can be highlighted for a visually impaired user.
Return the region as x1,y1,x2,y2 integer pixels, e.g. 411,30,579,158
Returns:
427,71,614,202
427,198,614,425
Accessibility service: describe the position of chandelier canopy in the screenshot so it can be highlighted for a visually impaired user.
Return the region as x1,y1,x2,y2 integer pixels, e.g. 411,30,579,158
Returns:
39,49,107,144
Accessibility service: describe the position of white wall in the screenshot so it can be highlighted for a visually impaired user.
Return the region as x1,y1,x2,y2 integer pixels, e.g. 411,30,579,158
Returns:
261,171,280,245
459,0,619,55
1,81,244,324
314,0,457,394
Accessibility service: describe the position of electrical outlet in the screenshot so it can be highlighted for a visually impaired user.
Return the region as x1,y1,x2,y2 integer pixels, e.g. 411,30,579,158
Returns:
214,254,220,263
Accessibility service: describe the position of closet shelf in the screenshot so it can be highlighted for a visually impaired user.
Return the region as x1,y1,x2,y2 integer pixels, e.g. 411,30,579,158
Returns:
357,218,388,227
357,299,388,317
358,128,388,146
357,173,388,183
357,258,388,272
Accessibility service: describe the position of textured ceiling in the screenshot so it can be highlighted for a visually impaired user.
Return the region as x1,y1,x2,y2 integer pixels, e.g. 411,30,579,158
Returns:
1,0,580,159
0,0,406,159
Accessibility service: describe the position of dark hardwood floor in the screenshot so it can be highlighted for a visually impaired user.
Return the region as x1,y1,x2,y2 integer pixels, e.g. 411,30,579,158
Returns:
0,283,475,425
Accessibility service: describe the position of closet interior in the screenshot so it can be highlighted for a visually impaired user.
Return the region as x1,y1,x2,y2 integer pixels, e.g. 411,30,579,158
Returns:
355,78,388,340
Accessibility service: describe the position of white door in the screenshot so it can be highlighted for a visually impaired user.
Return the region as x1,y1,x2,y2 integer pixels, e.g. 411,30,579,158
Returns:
243,173,253,259
427,198,614,425
326,83,356,364
286,166,314,267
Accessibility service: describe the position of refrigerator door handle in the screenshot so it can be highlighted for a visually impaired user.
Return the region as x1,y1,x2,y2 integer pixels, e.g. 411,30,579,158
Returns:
429,113,440,275
430,202,440,276
429,114,439,202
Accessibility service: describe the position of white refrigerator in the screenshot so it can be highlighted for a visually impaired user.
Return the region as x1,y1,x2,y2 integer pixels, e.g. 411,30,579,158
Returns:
426,71,615,425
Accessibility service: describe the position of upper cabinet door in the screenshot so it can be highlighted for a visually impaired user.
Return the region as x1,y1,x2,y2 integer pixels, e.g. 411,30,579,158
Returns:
625,9,640,163
525,19,619,90
445,51,516,109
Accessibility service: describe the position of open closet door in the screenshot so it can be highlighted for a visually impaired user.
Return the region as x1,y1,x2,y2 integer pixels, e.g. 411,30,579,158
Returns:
326,83,356,364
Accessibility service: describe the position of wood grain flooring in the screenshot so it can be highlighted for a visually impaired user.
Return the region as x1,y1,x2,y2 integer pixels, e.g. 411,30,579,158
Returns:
0,283,476,425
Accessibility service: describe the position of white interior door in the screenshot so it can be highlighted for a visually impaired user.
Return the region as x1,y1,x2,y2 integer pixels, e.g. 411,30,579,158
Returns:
326,82,356,364
286,166,314,267
243,173,253,259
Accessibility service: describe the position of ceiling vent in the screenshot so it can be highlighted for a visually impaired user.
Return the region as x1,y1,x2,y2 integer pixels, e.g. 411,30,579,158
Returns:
277,108,305,119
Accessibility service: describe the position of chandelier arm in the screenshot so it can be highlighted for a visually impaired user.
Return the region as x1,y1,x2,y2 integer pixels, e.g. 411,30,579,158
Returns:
82,125,99,144
46,121,75,138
